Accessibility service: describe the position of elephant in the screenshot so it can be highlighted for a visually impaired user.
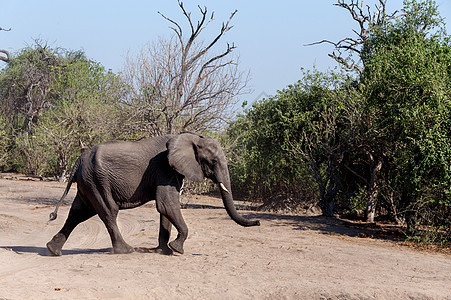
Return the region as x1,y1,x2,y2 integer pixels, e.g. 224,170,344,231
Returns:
46,132,259,256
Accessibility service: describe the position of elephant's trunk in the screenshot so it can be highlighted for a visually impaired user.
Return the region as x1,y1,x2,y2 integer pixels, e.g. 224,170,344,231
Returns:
218,181,260,227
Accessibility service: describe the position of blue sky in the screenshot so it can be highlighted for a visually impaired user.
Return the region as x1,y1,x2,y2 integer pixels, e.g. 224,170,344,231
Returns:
1,1,450,107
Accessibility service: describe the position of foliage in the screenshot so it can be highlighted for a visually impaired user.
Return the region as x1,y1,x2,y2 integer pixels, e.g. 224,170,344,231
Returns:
362,0,451,241
0,44,126,179
227,0,450,245
226,70,362,214
0,44,57,131
0,114,12,168
35,60,125,179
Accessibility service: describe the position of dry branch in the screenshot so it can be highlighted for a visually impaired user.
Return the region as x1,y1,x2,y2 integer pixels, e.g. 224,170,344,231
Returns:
1,26,11,63
123,2,248,135
0,49,10,63
306,0,401,75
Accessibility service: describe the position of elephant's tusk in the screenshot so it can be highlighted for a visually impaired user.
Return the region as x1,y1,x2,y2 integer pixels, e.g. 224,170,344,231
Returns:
219,182,230,194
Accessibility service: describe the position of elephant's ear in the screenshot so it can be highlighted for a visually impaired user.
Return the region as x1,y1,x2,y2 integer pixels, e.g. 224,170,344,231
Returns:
167,133,204,182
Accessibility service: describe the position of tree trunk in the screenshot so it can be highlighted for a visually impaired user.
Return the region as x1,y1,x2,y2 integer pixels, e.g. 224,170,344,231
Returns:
388,189,405,225
322,198,335,217
319,175,338,217
58,169,67,182
366,159,382,222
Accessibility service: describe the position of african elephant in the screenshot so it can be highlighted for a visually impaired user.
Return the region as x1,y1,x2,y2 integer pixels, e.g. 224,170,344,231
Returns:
46,132,259,256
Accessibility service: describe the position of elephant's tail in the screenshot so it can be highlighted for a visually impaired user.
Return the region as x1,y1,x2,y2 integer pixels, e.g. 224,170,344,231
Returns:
48,157,81,222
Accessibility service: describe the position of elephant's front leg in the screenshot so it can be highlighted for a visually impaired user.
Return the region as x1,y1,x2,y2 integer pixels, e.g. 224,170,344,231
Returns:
155,214,173,255
156,185,188,254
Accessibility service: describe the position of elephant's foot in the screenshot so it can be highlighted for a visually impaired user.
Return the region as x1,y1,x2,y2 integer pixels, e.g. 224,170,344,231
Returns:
155,245,174,255
112,242,134,254
169,240,184,254
46,233,66,256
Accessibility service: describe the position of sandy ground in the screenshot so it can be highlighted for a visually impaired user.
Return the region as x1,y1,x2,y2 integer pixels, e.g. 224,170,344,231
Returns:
0,175,450,300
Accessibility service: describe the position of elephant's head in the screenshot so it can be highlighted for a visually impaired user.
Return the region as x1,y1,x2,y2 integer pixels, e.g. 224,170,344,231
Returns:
167,132,260,227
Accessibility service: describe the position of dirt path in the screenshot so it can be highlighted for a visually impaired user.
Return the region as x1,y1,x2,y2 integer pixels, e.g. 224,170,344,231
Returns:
0,177,450,299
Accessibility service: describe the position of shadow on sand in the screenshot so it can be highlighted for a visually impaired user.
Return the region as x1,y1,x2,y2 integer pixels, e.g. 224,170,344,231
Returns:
1,246,111,256
240,211,405,242
182,200,404,242
1,246,180,256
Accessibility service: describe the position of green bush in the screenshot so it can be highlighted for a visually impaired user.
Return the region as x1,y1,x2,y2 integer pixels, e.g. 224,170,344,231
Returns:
226,70,360,214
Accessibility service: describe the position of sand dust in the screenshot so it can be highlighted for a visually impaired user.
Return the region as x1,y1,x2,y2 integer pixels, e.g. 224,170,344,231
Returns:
0,176,450,299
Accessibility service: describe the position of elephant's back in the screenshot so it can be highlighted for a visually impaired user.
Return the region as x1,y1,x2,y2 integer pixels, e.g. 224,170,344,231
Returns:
77,136,173,206
93,135,172,164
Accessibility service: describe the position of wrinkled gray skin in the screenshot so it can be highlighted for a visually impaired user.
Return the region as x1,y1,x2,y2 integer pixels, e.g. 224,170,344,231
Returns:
46,132,260,256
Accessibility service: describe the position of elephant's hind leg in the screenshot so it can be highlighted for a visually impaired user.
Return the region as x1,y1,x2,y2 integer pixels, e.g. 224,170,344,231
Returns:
47,193,96,256
99,212,135,254
90,189,134,254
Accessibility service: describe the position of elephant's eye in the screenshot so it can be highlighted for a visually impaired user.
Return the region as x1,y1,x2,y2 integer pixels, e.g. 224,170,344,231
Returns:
211,159,218,165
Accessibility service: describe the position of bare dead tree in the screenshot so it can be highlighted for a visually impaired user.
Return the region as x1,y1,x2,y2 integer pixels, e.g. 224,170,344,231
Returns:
1,26,11,63
122,1,249,136
306,0,401,75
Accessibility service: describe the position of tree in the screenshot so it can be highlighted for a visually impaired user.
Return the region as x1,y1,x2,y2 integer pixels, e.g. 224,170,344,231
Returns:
309,0,450,225
363,0,451,239
307,1,404,221
226,70,361,215
0,42,64,131
286,71,362,216
122,2,248,136
0,43,126,179
225,79,317,209
0,25,12,165
36,60,125,180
